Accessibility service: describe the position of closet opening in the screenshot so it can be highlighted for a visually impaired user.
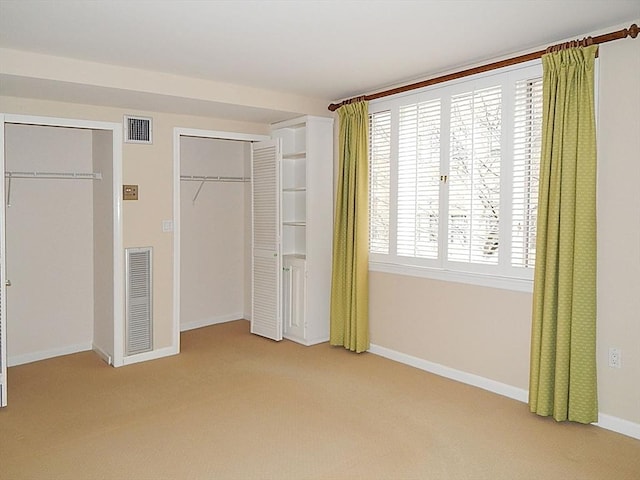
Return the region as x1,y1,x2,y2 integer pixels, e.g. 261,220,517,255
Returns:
0,114,124,406
173,128,268,338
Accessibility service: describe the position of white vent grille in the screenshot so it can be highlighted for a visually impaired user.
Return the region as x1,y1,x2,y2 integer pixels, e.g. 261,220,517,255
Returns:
125,247,153,356
124,115,153,144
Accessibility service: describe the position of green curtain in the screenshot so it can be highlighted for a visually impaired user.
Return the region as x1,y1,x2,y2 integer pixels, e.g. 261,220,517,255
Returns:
529,45,598,424
330,101,370,353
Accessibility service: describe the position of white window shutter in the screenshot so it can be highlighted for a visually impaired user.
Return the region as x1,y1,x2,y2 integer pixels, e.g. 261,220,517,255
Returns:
398,100,441,259
512,78,543,269
448,86,502,264
367,62,542,281
369,111,391,254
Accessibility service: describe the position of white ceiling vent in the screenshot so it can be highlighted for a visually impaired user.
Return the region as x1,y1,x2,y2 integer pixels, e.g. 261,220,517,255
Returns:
124,115,153,144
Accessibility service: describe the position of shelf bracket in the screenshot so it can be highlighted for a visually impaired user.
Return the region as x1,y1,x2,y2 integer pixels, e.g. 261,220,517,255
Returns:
6,173,12,208
192,179,206,205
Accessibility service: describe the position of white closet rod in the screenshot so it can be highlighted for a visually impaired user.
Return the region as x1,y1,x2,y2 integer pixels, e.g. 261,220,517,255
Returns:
5,171,103,180
5,171,102,207
180,175,250,183
180,175,250,205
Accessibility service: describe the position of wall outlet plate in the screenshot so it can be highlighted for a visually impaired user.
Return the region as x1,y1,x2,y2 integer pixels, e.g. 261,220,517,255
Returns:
608,347,621,368
123,184,139,200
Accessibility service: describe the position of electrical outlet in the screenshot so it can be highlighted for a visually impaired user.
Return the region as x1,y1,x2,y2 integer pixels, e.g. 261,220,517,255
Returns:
608,347,621,368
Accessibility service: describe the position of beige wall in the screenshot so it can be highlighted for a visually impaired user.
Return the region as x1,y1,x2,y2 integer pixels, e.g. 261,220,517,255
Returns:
370,28,640,425
5,124,94,361
180,137,248,329
596,37,640,423
370,274,532,389
0,47,329,119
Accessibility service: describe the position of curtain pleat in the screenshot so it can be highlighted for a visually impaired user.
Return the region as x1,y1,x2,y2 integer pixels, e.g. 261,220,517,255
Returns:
330,101,370,353
529,45,598,424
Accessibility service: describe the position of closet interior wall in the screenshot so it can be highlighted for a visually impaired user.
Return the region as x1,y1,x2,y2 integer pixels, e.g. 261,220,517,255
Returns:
180,137,250,330
5,124,99,364
92,130,114,359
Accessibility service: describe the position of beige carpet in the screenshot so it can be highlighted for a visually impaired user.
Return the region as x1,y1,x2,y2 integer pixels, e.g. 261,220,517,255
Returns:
1,320,639,479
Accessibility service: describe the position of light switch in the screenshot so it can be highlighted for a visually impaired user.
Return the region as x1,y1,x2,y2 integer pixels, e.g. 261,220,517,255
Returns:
123,184,138,200
162,220,173,232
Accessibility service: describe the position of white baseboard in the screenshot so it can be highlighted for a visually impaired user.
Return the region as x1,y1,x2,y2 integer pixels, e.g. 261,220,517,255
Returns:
180,313,245,332
92,343,112,365
8,342,93,367
369,343,528,402
121,344,179,366
369,343,640,440
284,335,330,346
596,413,640,440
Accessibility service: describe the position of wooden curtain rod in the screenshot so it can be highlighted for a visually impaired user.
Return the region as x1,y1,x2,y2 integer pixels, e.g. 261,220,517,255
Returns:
328,23,639,111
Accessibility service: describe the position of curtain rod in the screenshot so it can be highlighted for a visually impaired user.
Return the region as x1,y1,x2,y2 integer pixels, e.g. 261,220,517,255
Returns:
328,23,638,112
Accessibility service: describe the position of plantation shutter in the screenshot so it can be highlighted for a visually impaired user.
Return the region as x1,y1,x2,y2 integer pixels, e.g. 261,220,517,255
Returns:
512,77,543,269
448,85,502,264
367,62,543,281
251,140,282,341
369,111,391,254
397,100,441,259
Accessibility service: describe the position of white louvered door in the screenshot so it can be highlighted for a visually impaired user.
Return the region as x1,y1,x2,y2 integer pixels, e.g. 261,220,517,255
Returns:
251,140,282,341
0,116,6,406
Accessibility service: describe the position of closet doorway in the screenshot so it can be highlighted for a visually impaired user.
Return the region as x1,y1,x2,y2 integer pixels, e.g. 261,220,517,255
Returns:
173,128,268,336
0,114,124,407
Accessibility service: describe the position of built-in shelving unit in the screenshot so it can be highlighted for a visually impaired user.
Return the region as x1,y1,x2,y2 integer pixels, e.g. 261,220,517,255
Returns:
271,115,334,345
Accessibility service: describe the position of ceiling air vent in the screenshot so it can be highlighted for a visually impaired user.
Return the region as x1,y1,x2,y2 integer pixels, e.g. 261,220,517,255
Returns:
124,115,153,144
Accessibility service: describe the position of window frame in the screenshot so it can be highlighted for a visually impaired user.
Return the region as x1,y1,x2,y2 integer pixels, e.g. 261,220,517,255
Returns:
368,60,544,293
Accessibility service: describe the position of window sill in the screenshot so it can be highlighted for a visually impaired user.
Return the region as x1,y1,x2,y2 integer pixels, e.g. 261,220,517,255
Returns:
369,261,534,293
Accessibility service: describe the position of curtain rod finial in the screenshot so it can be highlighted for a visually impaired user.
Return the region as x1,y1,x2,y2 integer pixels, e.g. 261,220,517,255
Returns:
628,24,639,39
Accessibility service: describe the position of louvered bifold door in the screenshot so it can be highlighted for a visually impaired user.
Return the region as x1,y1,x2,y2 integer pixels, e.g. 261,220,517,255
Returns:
0,118,6,407
125,247,153,355
251,140,282,341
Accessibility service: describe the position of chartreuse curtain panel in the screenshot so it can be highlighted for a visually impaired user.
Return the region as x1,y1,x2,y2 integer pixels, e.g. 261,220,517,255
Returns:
529,45,599,424
330,101,370,353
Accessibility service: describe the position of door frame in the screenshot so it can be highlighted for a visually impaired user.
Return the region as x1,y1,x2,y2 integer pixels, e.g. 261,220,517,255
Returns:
0,114,124,398
172,127,269,342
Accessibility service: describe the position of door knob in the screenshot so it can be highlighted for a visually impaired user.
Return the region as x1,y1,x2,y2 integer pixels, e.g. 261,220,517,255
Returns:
5,279,11,287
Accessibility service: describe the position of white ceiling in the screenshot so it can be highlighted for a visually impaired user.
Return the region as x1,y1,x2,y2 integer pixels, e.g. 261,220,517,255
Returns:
0,0,638,122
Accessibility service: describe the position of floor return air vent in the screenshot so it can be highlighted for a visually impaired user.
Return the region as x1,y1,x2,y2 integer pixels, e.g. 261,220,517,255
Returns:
125,247,153,356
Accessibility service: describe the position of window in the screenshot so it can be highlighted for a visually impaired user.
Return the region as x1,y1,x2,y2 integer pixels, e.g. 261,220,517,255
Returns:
368,62,543,290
